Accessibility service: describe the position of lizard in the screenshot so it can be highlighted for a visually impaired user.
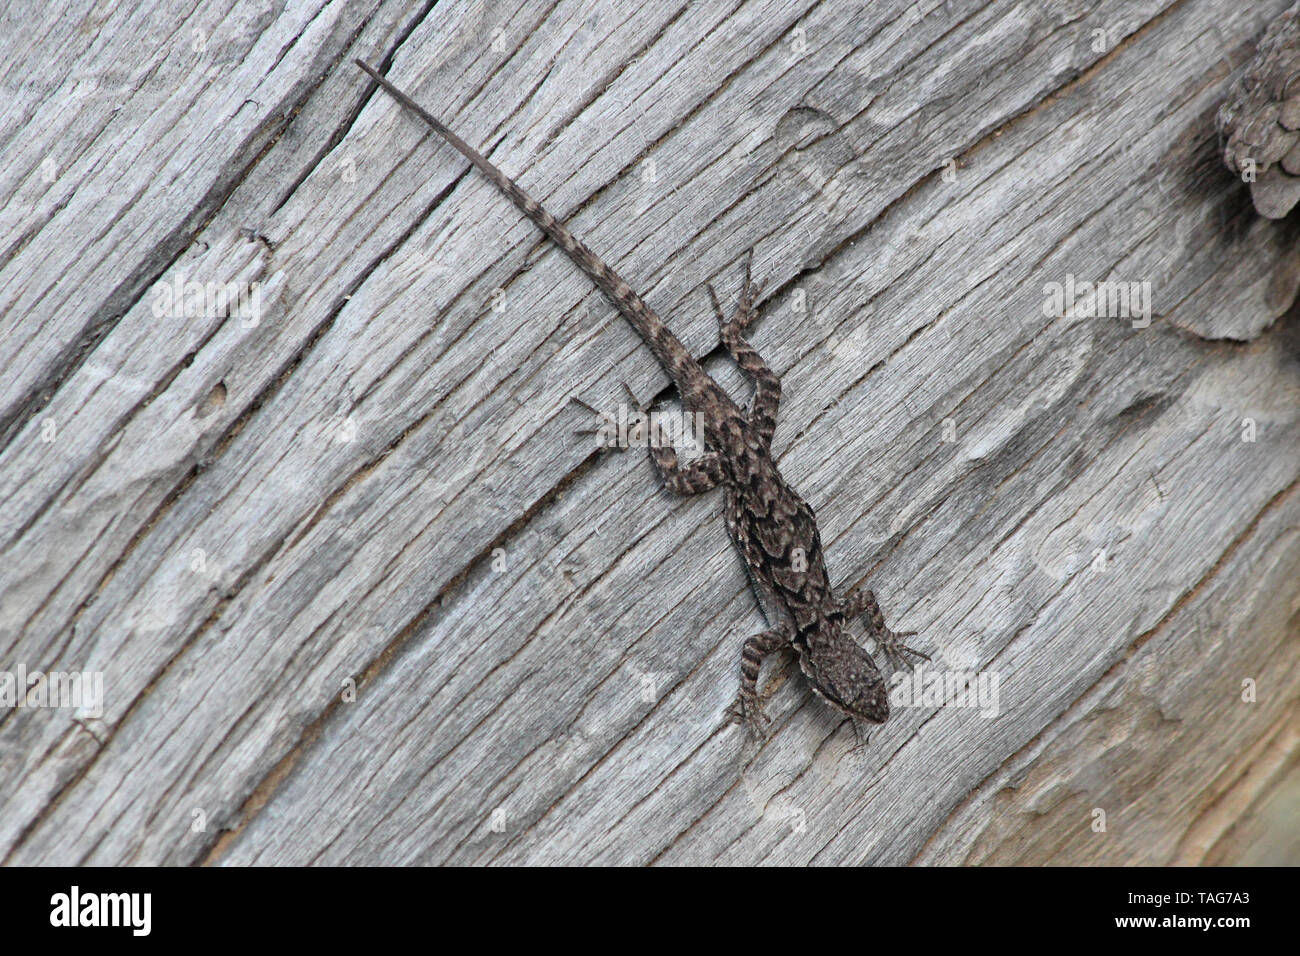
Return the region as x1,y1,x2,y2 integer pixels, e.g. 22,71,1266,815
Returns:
354,59,927,735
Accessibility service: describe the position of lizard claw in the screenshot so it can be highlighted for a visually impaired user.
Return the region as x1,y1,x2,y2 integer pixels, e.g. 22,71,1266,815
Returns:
740,248,761,297
619,380,669,447
846,718,873,754
708,253,765,337
706,283,726,329
569,393,619,448
876,627,929,672
729,693,771,739
568,394,602,415
735,252,763,331
619,380,644,413
570,388,663,450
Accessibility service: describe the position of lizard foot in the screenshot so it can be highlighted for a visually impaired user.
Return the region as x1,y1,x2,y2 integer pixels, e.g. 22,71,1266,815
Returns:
846,718,874,754
707,249,765,339
569,395,618,448
875,626,929,672
732,247,764,332
729,692,772,739
569,387,662,450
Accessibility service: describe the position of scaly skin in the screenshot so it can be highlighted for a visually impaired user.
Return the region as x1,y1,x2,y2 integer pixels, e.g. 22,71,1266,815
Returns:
356,60,926,734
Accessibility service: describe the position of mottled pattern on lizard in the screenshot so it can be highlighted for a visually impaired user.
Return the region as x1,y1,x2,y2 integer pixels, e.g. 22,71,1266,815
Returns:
356,59,926,733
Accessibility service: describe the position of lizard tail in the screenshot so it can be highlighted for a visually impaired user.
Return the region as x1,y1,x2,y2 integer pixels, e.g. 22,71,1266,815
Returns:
356,60,719,405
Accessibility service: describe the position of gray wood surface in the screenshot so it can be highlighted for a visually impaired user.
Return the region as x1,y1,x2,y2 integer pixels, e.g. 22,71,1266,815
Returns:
1,0,1297,866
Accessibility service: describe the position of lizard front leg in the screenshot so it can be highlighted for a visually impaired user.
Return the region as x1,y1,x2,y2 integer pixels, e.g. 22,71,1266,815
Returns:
707,252,781,448
839,586,929,670
729,626,792,734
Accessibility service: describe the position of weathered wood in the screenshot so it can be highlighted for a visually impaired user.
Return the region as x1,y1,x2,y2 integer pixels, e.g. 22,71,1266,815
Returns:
1,0,1297,866
1218,2,1300,218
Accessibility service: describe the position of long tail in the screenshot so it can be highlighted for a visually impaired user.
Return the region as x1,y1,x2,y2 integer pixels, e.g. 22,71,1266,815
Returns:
355,60,721,406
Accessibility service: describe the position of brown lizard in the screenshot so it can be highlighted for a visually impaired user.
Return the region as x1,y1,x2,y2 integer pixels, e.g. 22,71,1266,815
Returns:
354,59,927,734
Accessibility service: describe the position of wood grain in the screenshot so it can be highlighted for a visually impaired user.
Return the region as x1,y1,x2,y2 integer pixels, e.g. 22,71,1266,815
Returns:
0,0,1296,866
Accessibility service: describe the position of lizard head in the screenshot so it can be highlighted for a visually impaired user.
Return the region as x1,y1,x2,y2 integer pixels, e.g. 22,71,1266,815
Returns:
798,631,890,724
